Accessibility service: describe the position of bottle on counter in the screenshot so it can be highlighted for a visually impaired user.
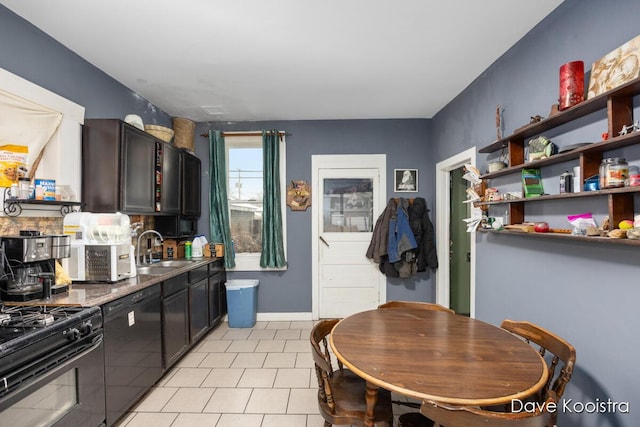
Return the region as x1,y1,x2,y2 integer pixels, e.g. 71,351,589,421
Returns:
191,236,204,258
184,241,192,259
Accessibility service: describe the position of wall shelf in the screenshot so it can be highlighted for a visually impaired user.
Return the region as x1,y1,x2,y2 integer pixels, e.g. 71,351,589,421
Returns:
3,189,83,217
480,132,640,180
479,228,640,246
476,74,640,234
479,76,640,154
476,186,640,206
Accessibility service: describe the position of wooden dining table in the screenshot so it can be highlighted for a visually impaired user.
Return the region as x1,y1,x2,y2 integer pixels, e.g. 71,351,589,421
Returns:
329,308,549,427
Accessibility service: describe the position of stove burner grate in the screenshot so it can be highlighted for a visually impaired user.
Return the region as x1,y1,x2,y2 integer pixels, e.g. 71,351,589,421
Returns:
0,313,11,325
0,305,84,328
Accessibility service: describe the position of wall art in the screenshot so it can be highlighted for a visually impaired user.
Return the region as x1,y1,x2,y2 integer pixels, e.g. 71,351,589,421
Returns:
286,180,311,211
394,169,418,192
588,34,640,98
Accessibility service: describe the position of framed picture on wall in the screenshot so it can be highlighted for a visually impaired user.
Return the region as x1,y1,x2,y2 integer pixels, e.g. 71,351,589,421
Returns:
394,169,418,192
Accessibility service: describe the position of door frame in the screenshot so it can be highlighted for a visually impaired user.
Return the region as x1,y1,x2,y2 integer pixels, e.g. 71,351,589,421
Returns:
311,154,387,320
435,147,477,318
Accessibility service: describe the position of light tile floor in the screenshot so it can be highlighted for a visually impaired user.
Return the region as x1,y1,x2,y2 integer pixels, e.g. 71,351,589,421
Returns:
116,320,417,427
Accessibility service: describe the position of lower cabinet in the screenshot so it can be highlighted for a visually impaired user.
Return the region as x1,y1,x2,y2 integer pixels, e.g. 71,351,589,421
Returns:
189,278,209,343
161,273,189,369
160,261,226,370
208,278,221,327
208,260,227,327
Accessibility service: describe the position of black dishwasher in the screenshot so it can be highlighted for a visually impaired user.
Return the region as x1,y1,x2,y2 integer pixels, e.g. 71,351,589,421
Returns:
102,284,162,427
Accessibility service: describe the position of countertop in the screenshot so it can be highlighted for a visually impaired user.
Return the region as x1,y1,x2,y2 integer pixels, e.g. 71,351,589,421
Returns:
9,258,221,307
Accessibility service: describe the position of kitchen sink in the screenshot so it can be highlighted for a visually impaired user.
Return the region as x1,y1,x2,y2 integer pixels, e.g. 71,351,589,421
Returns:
155,260,200,268
136,266,175,276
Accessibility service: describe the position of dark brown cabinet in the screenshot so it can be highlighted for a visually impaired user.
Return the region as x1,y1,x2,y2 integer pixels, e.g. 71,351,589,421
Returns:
160,142,181,214
188,261,226,344
189,278,209,343
159,262,225,370
181,150,201,217
188,265,209,343
83,119,182,215
83,119,156,214
209,259,227,326
161,273,189,369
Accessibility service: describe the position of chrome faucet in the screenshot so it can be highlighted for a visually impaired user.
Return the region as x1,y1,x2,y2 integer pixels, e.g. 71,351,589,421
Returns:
136,230,164,265
130,221,144,237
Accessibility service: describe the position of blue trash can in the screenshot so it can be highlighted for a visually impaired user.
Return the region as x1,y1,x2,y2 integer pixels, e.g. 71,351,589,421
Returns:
225,280,259,328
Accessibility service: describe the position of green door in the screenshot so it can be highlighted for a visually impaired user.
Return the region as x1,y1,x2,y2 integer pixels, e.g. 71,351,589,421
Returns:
449,167,471,316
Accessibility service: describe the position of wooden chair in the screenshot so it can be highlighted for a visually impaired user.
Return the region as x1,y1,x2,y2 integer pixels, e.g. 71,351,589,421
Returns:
310,319,394,427
419,391,557,427
501,320,576,398
378,300,455,314
500,319,576,426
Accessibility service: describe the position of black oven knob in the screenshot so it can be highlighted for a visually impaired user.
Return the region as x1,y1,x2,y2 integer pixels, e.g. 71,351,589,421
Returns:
65,328,80,341
80,321,93,335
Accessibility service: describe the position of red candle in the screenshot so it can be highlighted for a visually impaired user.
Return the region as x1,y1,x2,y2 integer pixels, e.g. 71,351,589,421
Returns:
559,61,585,110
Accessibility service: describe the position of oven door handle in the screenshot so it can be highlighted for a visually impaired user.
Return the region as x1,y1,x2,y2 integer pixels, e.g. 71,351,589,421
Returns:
0,332,104,400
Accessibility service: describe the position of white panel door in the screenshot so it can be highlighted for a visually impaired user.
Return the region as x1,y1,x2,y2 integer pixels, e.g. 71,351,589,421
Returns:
312,155,386,319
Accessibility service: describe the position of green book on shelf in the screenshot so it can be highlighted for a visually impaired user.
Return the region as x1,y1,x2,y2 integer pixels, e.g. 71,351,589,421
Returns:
522,168,544,198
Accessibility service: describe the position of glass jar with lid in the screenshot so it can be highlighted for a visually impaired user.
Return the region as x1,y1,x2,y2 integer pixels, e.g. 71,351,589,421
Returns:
599,157,629,189
18,177,30,199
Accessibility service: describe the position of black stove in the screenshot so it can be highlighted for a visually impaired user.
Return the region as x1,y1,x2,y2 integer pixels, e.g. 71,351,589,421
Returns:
0,304,102,398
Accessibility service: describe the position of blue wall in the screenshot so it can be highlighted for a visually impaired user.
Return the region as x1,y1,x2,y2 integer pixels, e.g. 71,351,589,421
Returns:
2,1,639,425
0,5,171,126
431,0,640,426
194,119,435,313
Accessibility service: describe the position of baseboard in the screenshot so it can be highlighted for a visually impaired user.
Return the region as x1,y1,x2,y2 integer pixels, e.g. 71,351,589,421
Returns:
257,312,313,321
223,312,313,322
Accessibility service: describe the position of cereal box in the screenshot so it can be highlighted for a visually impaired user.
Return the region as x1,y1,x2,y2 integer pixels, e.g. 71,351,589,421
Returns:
35,179,56,201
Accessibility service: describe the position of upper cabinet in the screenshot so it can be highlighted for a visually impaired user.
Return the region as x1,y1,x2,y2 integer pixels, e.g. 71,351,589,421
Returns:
159,142,181,215
82,119,182,215
181,150,201,218
121,124,156,213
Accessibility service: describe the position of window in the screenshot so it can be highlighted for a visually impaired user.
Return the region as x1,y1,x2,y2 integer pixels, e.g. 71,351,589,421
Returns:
225,134,286,271
323,178,374,233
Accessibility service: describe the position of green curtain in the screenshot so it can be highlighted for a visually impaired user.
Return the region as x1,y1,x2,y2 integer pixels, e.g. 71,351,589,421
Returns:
260,130,286,268
209,130,235,268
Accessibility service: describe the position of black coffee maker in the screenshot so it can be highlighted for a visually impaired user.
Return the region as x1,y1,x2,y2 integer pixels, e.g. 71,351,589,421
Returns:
0,232,70,301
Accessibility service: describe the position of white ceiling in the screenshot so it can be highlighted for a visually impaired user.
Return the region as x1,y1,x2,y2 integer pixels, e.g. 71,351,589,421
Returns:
3,0,564,122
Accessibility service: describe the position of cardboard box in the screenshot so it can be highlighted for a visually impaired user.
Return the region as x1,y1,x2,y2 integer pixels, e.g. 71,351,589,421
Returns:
163,239,177,259
177,241,186,258
214,243,224,257
35,179,56,200
203,243,212,258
